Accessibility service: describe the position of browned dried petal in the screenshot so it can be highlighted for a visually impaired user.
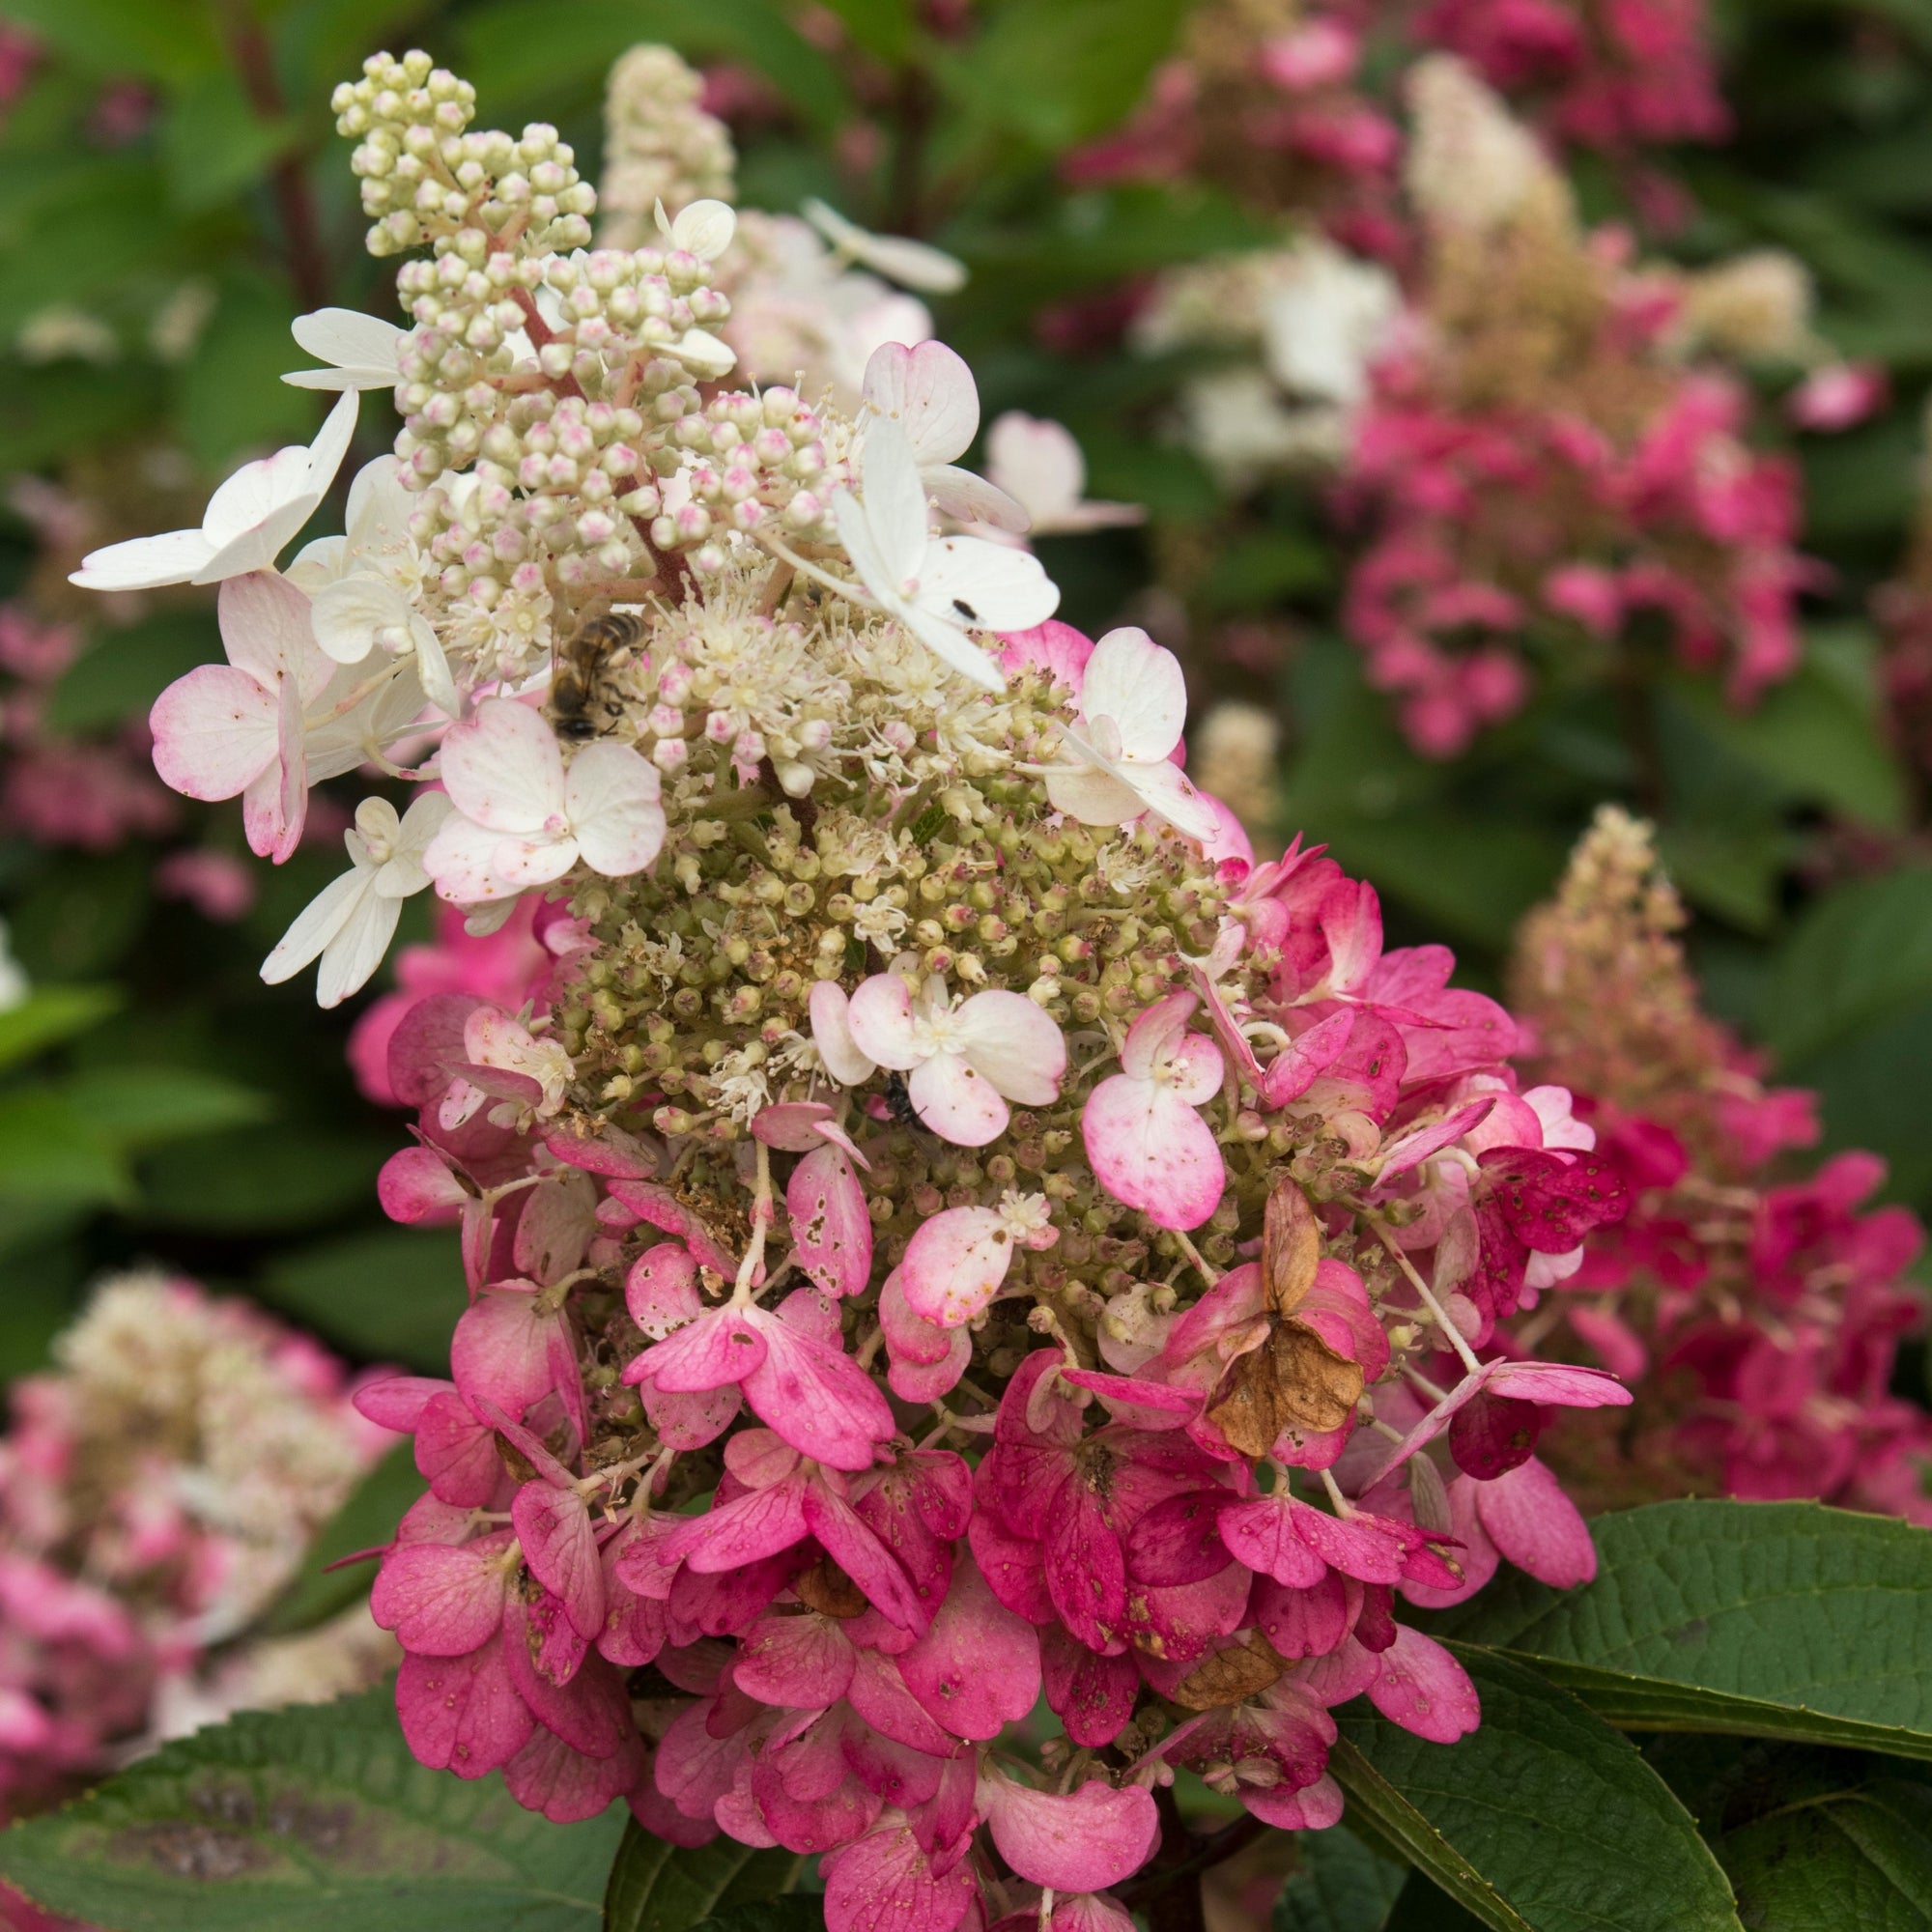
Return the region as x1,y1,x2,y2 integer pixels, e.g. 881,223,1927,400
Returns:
1207,1320,1364,1456
1170,1634,1285,1711
1263,1179,1321,1319
797,1556,867,1619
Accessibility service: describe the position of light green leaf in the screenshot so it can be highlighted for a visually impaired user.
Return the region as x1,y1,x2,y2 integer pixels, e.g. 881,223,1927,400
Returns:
0,985,120,1071
44,612,219,733
0,1091,130,1208
59,1065,270,1151
263,1441,425,1635
602,1822,799,1932
160,72,299,213
1274,1824,1409,1932
0,1689,622,1931
0,0,221,84
179,273,320,471
1332,1646,1740,1932
1431,1500,1932,1761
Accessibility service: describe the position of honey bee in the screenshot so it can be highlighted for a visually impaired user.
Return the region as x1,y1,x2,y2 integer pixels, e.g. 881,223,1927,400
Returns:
548,609,647,741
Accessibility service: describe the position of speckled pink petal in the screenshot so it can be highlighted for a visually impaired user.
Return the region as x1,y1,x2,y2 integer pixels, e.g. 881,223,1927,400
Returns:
624,1242,703,1339
810,981,880,1087
788,1143,874,1298
1365,1625,1480,1743
1216,1495,1329,1589
371,1539,511,1655
823,1816,979,1932
629,1305,766,1395
735,1610,857,1707
983,1777,1160,1893
450,1283,559,1419
1040,1626,1140,1747
1241,1771,1344,1830
1082,1075,1226,1232
900,1205,1017,1328
396,1641,533,1777
663,1475,810,1574
1473,1455,1596,1589
503,1721,644,1824
512,1481,606,1642
639,1379,741,1452
1251,1570,1354,1661
908,1049,1009,1147
741,1309,895,1471
845,973,922,1070
804,1485,925,1634
415,1391,502,1507
887,1325,971,1404
898,1555,1040,1740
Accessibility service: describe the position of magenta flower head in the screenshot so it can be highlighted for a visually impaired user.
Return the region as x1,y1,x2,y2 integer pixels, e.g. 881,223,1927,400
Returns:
72,43,1640,1922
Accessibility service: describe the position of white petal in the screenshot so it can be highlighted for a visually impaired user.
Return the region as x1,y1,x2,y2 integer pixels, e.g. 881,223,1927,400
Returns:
1043,761,1144,827
439,698,565,835
844,973,923,1071
925,464,1031,533
1079,628,1186,761
1125,756,1223,844
423,811,515,900
564,742,667,877
954,991,1065,1105
70,526,216,591
260,867,374,983
302,386,361,499
218,570,332,696
412,617,461,719
289,308,405,379
286,534,349,589
201,445,312,549
914,535,1059,632
805,201,966,295
668,327,737,378
856,418,933,584
810,982,877,1087
862,340,978,466
670,199,736,261
344,456,414,555
193,498,320,584
310,572,403,665
491,834,579,886
316,892,404,1007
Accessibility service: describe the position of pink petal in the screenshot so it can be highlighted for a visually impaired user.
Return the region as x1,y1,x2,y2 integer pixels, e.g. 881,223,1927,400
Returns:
513,1170,597,1284
664,1476,810,1572
1487,1360,1632,1408
629,1305,766,1394
440,697,563,834
378,1147,466,1224
823,1818,980,1932
596,1532,668,1666
605,1178,740,1278
504,1722,644,1824
1124,1491,1234,1587
353,1372,449,1433
512,1482,606,1642
788,1144,874,1298
1043,1483,1127,1653
451,1284,559,1419
1252,1570,1355,1661
897,1555,1042,1740
1261,1010,1356,1108
371,1541,510,1655
741,1307,895,1471
396,1642,534,1777
1215,1496,1327,1590
811,981,879,1087
639,1379,741,1452
1365,1625,1481,1743
1375,1100,1496,1185
1040,1627,1141,1747
150,664,276,801
625,1242,703,1339
899,1205,1020,1328
967,1511,1056,1626
1082,1076,1226,1231
984,1778,1160,1893
416,1391,502,1507
953,990,1066,1106
846,974,922,1070
564,740,666,876
909,1049,1009,1147
1473,1457,1596,1589
736,1610,857,1707
753,1101,840,1152
804,1485,926,1632
542,1119,660,1179
1242,1772,1344,1830
1120,992,1198,1080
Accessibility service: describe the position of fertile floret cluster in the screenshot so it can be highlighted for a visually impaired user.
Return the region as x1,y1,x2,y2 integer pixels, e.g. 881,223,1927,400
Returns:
71,47,1637,1918
0,1275,392,1820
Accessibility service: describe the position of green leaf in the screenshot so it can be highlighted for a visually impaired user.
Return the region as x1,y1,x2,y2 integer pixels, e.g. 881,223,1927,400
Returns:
1718,1777,1932,1929
936,0,1190,152
602,1822,800,1932
44,611,219,733
692,1901,826,1932
455,0,847,137
0,0,222,84
7,847,152,980
260,1226,468,1369
59,1065,270,1151
0,1091,130,1208
263,1441,425,1635
1763,867,1932,1066
1431,1500,1932,1761
138,1125,390,1234
1331,1646,1740,1932
0,985,120,1071
160,71,298,213
1274,1824,1409,1932
810,0,915,65
179,273,319,471
0,1688,622,1930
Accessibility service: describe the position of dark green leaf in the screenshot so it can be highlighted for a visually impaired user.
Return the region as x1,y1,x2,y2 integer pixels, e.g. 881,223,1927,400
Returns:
264,1441,425,1636
44,611,219,733
260,1226,467,1369
179,274,319,471
1763,867,1932,1065
138,1126,389,1233
0,1688,622,1931
1381,1870,1488,1931
0,985,120,1071
160,72,298,213
1431,1501,1932,1761
1274,1824,1409,1932
0,0,222,84
1331,1646,1739,1932
810,0,914,65
692,1900,826,1932
602,1821,799,1932
7,847,152,981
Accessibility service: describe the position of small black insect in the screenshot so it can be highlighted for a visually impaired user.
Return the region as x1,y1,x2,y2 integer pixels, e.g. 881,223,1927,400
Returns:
951,598,980,622
883,1071,923,1129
